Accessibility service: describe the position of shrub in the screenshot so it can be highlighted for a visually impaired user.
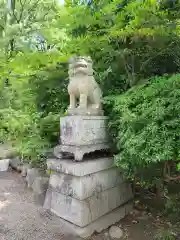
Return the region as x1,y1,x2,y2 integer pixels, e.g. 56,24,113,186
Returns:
0,52,69,167
155,229,176,240
105,74,180,185
62,0,180,95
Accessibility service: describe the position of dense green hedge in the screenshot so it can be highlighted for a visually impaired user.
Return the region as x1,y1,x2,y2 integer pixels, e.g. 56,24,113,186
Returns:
0,54,69,167
105,74,180,184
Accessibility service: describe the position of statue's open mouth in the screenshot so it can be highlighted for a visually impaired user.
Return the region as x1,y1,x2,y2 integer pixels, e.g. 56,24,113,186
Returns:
75,63,87,68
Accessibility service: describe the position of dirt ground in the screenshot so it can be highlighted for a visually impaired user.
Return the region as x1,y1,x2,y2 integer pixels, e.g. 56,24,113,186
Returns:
0,170,76,240
92,210,157,240
0,170,168,240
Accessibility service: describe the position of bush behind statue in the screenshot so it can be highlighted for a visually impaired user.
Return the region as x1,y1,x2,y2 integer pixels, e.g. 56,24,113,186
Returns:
105,74,180,185
0,56,69,168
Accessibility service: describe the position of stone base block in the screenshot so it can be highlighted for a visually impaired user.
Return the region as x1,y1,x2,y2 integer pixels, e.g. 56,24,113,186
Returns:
47,157,114,176
54,116,110,161
44,157,133,237
0,159,10,171
45,183,133,227
67,107,104,117
50,202,133,239
49,168,124,200
60,116,109,146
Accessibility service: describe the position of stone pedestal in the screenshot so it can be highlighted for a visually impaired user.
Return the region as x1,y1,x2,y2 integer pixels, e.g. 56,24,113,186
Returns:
44,158,133,238
43,56,134,238
53,116,110,161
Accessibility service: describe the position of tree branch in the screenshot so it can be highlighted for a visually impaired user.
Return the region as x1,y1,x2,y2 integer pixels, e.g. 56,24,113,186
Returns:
18,0,27,22
25,0,42,23
11,0,18,23
165,175,180,181
27,0,41,15
0,24,4,30
164,160,180,182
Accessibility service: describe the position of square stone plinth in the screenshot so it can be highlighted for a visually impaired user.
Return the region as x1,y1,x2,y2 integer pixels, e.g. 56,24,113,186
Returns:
47,157,114,176
45,202,133,239
46,183,133,227
54,143,110,161
44,157,133,232
60,116,109,146
49,168,124,200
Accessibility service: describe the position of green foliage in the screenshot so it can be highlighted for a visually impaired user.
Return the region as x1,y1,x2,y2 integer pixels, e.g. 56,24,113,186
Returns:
163,185,180,222
0,0,60,59
155,229,176,240
40,112,61,144
59,0,180,95
0,108,49,167
106,74,180,183
164,195,180,221
0,0,180,173
0,47,69,167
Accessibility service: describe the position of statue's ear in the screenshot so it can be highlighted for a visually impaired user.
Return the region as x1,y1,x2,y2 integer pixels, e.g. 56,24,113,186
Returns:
86,56,92,63
69,55,77,64
68,58,74,64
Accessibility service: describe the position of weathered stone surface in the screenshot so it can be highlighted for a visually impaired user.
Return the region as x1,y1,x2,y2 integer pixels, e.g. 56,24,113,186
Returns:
50,203,132,239
54,116,110,161
0,159,9,171
49,168,123,200
47,157,114,176
60,116,109,146
17,165,22,172
43,189,52,210
67,56,103,116
33,192,47,206
10,157,21,170
21,164,30,177
44,158,133,234
68,108,104,116
26,168,40,188
32,177,49,194
51,191,91,227
109,226,123,239
50,183,133,227
54,143,110,161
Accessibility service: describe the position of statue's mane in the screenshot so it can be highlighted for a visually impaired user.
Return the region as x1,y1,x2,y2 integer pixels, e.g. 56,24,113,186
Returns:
68,56,94,77
68,56,92,65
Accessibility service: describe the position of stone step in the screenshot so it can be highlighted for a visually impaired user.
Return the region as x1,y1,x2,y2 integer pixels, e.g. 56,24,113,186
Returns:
47,157,114,176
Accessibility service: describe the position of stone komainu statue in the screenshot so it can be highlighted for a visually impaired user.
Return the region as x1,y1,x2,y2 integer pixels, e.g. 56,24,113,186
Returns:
67,56,103,116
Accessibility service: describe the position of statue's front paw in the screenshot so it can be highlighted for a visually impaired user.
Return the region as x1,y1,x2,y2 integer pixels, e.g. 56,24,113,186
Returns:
68,105,75,110
77,105,86,109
